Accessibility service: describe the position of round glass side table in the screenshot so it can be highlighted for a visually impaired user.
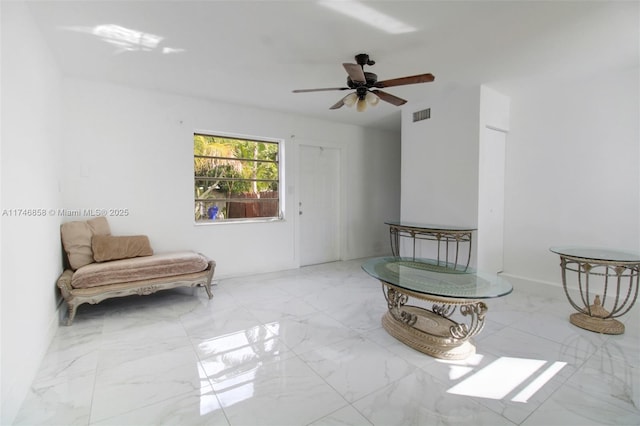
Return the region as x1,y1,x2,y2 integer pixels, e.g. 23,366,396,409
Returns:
550,247,640,334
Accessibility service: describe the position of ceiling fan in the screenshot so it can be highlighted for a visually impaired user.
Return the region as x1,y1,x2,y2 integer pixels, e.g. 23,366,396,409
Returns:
292,53,434,112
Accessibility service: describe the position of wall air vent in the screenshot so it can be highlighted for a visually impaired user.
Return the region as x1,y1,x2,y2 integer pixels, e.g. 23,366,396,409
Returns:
413,108,431,122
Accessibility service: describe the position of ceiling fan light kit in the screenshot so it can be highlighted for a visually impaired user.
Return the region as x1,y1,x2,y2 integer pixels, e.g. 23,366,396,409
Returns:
344,92,358,107
293,53,434,112
365,91,380,106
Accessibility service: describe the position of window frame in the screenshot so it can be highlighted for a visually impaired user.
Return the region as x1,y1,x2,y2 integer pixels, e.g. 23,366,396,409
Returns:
193,130,285,225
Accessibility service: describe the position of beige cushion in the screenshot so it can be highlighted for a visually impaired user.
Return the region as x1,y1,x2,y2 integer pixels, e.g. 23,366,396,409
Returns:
92,235,153,262
70,251,210,289
61,217,111,270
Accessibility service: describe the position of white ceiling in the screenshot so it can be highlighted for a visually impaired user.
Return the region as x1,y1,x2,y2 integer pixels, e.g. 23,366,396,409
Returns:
25,1,639,132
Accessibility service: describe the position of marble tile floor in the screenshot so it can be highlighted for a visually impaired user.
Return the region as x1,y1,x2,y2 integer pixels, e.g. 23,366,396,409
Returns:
14,259,640,426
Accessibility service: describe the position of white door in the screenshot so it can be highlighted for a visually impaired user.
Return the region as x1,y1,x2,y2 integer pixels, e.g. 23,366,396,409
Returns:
299,145,340,266
477,127,506,273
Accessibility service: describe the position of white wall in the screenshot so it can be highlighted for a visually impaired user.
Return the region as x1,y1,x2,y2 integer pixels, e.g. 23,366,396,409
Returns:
400,86,481,262
1,2,64,423
400,68,639,293
344,127,402,258
61,78,400,278
502,68,640,288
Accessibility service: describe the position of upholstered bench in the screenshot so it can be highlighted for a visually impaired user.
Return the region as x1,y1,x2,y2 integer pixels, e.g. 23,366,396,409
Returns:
56,217,215,325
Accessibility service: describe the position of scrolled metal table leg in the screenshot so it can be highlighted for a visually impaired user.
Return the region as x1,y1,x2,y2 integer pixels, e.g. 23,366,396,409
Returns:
450,302,487,340
384,285,417,326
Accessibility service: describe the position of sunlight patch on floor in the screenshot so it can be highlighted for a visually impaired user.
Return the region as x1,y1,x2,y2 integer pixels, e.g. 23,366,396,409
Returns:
447,357,566,402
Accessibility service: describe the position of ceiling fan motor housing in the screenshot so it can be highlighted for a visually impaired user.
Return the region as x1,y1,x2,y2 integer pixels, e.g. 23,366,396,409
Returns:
347,72,378,89
355,53,375,67
355,86,368,99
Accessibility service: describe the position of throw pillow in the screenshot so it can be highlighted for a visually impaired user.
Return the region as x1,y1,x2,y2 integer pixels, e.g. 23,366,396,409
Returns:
92,235,154,262
61,217,111,270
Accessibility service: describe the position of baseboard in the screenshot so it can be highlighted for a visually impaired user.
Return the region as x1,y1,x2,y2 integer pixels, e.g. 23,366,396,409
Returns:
498,272,566,297
499,272,562,288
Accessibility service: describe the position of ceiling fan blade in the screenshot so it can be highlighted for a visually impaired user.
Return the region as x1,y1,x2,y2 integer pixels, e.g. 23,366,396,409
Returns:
329,98,345,110
374,73,435,88
372,90,407,106
343,63,366,83
292,87,349,93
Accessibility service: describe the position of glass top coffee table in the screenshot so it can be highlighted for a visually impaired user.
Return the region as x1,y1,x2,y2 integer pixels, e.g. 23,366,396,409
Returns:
362,257,512,360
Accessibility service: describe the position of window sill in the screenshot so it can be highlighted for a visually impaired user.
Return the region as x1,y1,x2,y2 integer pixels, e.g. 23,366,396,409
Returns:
194,217,284,226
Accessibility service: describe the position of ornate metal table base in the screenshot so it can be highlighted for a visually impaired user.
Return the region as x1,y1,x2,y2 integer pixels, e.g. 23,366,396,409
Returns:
569,295,625,335
570,313,624,335
382,283,487,360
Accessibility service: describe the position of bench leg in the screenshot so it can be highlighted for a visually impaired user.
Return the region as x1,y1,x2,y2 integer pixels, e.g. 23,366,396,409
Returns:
66,303,78,326
203,283,213,299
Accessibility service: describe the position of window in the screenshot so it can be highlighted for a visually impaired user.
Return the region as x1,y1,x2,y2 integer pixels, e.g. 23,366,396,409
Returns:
194,133,282,223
